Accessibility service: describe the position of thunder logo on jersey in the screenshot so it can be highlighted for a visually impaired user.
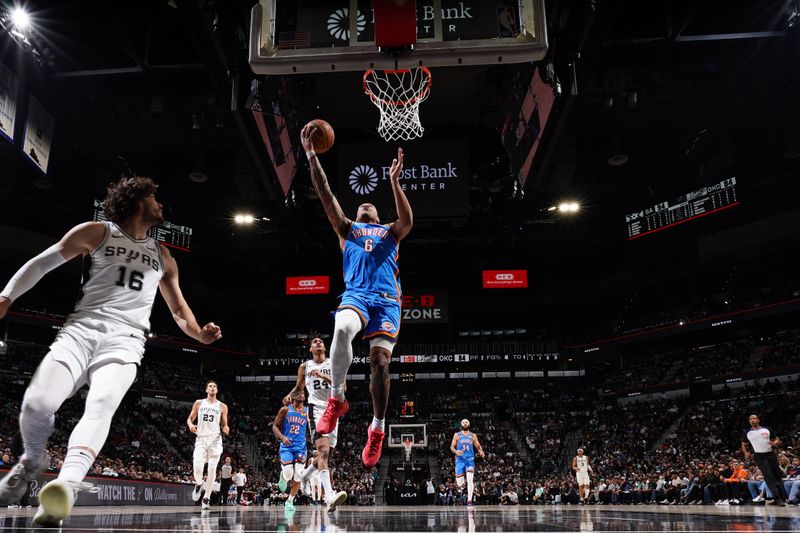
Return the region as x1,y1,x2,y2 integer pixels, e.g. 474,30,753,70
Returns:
457,432,475,459
281,404,307,450
342,222,400,298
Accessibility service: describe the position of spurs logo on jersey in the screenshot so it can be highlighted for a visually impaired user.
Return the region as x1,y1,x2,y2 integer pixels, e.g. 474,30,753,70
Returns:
305,359,332,407
196,399,222,437
75,221,164,331
575,456,589,473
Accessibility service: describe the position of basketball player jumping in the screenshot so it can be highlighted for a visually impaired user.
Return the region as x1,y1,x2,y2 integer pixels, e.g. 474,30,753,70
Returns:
187,380,230,510
450,419,486,507
273,390,309,511
283,337,347,512
572,448,593,504
300,124,413,467
0,176,222,527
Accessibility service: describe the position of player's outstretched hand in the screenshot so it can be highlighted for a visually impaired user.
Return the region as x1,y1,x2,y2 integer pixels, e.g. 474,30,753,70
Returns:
188,423,198,434
300,124,317,153
0,296,11,320
199,322,222,344
389,147,404,181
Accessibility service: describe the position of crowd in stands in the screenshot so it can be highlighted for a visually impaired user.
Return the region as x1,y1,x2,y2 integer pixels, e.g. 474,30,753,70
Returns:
1,318,800,509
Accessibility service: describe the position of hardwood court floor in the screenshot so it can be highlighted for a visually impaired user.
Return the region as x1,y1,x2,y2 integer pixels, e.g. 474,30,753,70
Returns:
1,503,799,531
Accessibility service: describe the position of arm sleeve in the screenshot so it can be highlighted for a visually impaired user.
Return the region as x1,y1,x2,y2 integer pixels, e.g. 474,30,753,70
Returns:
0,245,67,301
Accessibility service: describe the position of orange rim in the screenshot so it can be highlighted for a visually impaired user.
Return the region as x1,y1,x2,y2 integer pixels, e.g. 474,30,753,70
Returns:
363,66,432,107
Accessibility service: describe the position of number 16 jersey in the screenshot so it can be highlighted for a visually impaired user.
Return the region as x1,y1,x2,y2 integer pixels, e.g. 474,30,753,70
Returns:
75,221,164,332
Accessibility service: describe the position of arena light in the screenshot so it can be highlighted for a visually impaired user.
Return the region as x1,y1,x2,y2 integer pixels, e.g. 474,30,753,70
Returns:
234,214,255,224
557,202,580,213
10,8,30,31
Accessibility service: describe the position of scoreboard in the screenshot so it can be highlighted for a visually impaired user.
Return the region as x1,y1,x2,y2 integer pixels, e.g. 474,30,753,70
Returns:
626,177,739,240
93,200,193,251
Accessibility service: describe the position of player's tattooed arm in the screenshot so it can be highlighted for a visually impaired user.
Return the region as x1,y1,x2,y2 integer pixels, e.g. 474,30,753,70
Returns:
473,434,486,458
300,124,351,239
450,433,463,456
272,406,291,445
388,147,413,241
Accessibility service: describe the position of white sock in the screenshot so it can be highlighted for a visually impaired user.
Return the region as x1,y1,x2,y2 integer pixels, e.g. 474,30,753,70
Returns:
330,311,360,399
301,463,318,482
371,417,385,432
58,447,95,483
466,471,475,502
193,460,206,486
203,457,219,497
320,469,334,501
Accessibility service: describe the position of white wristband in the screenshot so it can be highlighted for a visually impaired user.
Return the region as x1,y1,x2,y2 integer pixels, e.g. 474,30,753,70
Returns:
306,150,317,160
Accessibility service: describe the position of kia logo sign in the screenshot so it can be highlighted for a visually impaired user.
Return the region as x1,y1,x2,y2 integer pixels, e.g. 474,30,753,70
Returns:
286,276,330,295
483,270,528,289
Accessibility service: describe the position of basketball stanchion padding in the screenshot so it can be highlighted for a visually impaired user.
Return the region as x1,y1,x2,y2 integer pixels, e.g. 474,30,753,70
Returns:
363,66,432,141
374,0,417,49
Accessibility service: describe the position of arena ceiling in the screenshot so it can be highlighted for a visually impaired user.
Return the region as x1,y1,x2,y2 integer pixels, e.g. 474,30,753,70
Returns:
0,0,799,287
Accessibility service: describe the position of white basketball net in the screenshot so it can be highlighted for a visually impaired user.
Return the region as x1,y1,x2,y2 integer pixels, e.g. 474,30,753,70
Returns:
403,439,414,460
363,67,432,141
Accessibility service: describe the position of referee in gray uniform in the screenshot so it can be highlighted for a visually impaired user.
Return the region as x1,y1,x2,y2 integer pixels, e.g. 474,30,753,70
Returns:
741,414,788,506
218,457,233,505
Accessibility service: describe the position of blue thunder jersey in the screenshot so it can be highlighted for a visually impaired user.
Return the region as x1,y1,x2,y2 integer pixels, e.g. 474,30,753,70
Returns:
342,222,401,298
280,404,307,452
456,431,476,460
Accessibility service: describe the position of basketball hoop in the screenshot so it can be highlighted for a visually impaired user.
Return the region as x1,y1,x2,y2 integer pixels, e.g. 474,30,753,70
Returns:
402,437,414,461
363,66,432,141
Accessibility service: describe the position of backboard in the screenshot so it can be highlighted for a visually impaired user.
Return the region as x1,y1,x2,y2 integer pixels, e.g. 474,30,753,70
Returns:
249,0,548,75
388,423,427,449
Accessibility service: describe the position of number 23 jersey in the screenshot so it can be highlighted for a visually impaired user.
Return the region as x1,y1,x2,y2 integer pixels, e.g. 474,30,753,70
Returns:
75,221,164,331
196,398,222,438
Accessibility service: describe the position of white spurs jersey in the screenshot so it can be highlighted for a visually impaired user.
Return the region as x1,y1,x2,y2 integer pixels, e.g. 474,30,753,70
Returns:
75,221,164,331
575,455,589,473
305,358,333,407
196,398,222,437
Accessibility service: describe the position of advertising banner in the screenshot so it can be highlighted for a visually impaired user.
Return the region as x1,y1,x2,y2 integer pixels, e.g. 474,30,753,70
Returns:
0,61,18,141
482,270,528,288
401,291,448,323
286,276,330,295
22,95,55,173
337,139,468,218
0,469,195,506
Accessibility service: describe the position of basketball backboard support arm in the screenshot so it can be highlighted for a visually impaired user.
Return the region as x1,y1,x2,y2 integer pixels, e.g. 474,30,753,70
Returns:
249,0,548,75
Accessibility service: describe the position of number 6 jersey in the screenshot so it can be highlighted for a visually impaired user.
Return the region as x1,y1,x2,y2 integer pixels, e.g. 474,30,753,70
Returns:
75,221,164,332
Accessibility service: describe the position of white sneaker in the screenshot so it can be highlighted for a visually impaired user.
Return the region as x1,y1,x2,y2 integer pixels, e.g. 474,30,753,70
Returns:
33,479,99,527
0,453,50,505
753,495,765,503
718,500,729,506
326,490,347,513
201,498,211,510
192,484,203,502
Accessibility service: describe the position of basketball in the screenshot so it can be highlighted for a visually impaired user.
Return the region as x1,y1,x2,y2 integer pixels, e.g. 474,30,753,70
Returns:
307,119,335,153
